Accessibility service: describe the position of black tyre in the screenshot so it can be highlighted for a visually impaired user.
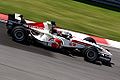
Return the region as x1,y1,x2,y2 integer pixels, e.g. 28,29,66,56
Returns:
11,26,28,42
83,46,98,62
84,37,96,44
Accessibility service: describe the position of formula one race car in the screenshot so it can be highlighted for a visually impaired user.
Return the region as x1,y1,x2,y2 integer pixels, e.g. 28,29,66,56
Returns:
6,13,112,65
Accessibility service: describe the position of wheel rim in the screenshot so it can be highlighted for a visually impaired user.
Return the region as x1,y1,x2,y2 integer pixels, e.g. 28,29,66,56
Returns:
86,50,96,60
14,30,24,40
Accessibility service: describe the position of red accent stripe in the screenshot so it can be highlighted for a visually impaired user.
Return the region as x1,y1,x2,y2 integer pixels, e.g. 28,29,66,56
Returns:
0,14,8,20
29,22,44,27
89,35,108,45
28,22,44,29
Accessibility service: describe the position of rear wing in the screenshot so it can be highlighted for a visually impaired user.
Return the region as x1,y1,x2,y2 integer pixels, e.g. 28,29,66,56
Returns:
8,13,22,21
8,13,35,24
6,13,28,29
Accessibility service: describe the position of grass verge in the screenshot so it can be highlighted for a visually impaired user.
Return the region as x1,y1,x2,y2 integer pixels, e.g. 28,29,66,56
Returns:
0,0,120,41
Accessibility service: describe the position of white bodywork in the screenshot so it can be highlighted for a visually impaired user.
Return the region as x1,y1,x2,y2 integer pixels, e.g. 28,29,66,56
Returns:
5,13,112,63
29,21,112,58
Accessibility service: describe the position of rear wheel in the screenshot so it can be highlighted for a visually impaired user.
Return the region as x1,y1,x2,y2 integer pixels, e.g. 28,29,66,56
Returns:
11,26,28,42
83,46,98,62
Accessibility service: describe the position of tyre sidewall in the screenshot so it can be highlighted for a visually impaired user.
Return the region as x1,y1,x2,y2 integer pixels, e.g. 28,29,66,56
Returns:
84,47,98,62
11,26,28,42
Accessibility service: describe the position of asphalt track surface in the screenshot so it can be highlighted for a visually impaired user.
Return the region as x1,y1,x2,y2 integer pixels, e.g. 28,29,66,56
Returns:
0,22,120,80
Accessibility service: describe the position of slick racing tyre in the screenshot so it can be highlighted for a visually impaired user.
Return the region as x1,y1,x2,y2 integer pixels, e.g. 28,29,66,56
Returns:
83,46,98,62
11,26,28,42
84,37,96,44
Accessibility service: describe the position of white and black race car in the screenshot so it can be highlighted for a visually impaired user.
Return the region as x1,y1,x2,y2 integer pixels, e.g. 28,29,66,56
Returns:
6,13,112,65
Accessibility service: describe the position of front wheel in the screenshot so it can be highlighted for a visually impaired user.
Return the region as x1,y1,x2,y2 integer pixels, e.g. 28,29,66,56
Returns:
83,46,98,62
11,26,28,42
